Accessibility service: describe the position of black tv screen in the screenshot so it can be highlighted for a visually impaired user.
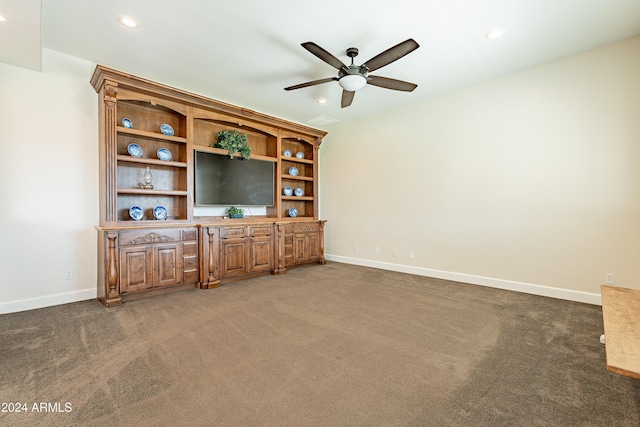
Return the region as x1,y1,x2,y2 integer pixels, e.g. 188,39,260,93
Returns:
194,150,275,206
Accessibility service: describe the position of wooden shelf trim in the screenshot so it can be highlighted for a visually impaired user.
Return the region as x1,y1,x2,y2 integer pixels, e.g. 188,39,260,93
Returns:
282,175,314,182
194,145,277,163
117,189,188,196
116,155,187,168
282,196,314,201
282,157,314,165
117,126,187,143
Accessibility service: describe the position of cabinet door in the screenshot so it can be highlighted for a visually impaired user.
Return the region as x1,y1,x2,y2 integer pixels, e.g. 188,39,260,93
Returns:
250,236,273,273
220,240,248,278
293,232,321,264
120,246,152,294
293,234,308,264
153,244,183,287
306,232,320,261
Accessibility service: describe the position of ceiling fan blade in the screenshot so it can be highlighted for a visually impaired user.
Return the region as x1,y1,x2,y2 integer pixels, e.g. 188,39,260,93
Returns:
361,39,420,72
301,42,347,70
367,75,417,92
341,90,355,108
284,77,338,91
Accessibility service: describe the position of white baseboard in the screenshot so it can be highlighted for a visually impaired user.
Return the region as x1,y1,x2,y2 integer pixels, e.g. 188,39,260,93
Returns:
0,258,602,314
0,288,97,315
326,254,602,306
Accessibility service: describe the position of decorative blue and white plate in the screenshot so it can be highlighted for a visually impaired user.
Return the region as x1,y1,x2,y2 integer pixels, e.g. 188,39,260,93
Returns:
288,208,298,218
122,118,133,129
283,187,293,196
295,152,305,159
160,123,174,136
283,149,292,157
154,206,168,220
127,143,143,158
157,148,172,161
129,206,143,221
288,167,299,176
294,187,304,197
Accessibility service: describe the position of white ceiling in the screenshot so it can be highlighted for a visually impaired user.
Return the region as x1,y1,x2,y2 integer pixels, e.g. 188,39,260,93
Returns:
2,0,640,128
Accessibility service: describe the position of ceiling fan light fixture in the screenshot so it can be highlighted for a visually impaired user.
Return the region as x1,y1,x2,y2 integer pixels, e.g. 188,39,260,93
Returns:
338,74,367,92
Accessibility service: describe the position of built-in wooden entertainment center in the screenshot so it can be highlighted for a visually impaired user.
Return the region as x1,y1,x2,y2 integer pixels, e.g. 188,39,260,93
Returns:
91,65,327,307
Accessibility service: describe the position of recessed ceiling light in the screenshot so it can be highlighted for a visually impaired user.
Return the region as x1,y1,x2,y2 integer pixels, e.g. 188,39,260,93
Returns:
485,28,506,40
118,15,139,29
317,98,327,104
0,14,6,22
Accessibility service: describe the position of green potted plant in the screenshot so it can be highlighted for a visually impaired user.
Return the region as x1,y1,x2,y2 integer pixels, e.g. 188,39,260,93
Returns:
212,129,251,159
226,206,244,219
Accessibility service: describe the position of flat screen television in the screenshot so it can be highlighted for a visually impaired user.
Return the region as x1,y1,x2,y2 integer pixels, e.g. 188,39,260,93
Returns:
194,150,275,206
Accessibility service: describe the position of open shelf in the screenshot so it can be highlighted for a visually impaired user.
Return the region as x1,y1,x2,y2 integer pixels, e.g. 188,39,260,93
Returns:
116,155,187,168
195,145,277,163
117,126,187,144
118,189,188,196
282,175,314,181
193,117,277,159
283,157,313,165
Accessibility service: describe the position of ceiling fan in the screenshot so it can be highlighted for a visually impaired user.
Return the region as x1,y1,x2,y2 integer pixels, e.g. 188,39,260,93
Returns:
285,39,420,108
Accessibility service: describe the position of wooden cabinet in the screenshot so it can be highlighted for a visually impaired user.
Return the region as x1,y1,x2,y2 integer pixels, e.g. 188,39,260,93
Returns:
201,222,274,286
97,227,198,306
92,66,327,306
282,221,326,267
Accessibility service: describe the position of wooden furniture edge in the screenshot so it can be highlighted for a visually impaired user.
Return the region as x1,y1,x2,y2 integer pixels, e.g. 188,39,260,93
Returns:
601,284,640,380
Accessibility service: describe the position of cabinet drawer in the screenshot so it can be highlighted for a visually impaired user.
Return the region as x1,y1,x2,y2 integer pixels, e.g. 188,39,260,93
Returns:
249,225,272,237
221,226,247,239
292,222,320,233
183,270,199,284
183,241,197,256
184,255,198,271
182,228,198,242
119,229,181,246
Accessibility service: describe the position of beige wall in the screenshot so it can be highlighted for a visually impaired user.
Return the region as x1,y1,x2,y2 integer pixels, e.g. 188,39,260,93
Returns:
320,37,640,303
0,49,98,313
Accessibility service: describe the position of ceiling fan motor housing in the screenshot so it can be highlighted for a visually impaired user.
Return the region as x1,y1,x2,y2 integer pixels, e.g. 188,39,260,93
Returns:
339,65,368,79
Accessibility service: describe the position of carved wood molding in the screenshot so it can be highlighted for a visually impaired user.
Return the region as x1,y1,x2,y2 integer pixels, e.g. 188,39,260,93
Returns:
131,232,175,245
90,65,327,139
104,83,118,106
106,232,119,299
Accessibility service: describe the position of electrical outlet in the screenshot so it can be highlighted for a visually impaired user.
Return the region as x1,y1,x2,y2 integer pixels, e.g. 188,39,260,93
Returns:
65,270,73,280
409,251,415,260
605,273,615,285
375,247,380,254
354,245,359,253
392,249,398,258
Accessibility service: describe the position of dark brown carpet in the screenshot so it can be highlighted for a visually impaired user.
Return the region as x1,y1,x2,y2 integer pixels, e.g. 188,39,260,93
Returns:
1,262,638,426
